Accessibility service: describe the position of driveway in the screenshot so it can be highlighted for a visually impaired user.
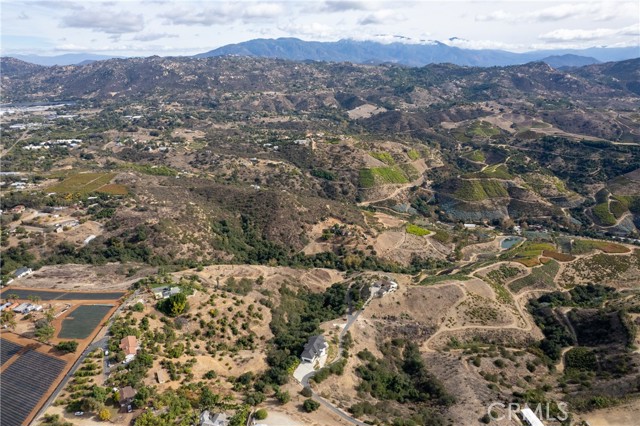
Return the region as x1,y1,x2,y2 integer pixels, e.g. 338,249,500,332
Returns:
293,353,327,382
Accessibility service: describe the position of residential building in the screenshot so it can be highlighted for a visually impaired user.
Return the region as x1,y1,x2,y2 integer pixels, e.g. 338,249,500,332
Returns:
200,410,228,426
119,336,139,362
14,267,33,278
152,286,181,300
119,386,137,413
300,335,328,363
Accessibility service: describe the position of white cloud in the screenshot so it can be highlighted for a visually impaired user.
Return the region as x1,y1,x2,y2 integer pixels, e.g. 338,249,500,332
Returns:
476,3,629,24
277,22,342,40
358,10,406,25
161,2,284,26
539,24,640,42
321,1,377,12
132,32,179,42
61,10,144,34
445,37,525,51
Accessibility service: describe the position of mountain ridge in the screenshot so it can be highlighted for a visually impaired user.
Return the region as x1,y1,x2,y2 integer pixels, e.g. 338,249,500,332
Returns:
3,38,638,67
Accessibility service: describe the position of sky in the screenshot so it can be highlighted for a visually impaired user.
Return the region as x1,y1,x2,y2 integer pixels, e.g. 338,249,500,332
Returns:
1,0,639,57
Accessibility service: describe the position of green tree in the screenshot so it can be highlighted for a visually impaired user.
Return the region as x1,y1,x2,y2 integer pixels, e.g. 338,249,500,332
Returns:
275,390,290,404
303,399,320,412
98,408,112,421
254,409,268,420
0,310,17,330
35,322,55,343
55,341,79,353
158,293,188,317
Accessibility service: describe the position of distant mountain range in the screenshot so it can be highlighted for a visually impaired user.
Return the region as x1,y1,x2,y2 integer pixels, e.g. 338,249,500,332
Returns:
8,53,121,66
4,38,639,67
194,38,638,67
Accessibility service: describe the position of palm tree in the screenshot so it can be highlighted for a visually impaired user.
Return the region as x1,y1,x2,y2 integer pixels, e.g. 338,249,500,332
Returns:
1,310,17,330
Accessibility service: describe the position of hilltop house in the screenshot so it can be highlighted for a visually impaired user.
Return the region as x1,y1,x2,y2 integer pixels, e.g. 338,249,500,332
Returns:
152,286,181,300
200,411,228,426
14,267,33,279
371,279,399,298
300,335,328,364
119,336,139,363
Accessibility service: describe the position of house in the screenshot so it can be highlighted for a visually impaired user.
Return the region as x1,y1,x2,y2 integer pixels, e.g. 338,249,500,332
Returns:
119,386,137,412
520,407,545,426
14,267,33,278
156,369,168,384
152,286,181,300
378,280,398,296
199,410,228,426
119,336,139,362
300,335,328,363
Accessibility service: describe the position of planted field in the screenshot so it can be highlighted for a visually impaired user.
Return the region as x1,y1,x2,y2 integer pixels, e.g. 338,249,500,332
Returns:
559,254,634,286
503,241,556,266
47,172,116,195
509,260,560,293
463,149,486,162
542,250,575,262
468,164,512,180
592,202,616,226
96,183,129,195
453,179,508,201
359,166,409,187
58,304,114,339
0,288,125,301
0,349,67,426
466,120,501,137
0,338,23,366
406,224,431,236
407,149,421,160
570,239,630,255
370,151,395,165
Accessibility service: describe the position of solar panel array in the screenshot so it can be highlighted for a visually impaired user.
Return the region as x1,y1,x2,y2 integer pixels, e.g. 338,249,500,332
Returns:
0,338,23,366
0,350,67,426
0,289,125,301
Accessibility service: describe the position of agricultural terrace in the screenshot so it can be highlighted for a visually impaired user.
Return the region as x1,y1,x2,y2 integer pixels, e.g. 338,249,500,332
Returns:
46,172,120,195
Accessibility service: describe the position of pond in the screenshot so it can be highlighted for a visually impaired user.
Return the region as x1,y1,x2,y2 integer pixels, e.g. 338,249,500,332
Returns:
501,237,523,250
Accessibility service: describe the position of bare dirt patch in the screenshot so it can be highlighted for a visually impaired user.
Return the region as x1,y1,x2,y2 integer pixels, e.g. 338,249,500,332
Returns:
13,263,154,291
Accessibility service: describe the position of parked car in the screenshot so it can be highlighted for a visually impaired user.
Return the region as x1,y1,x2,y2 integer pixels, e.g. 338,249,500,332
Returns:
74,412,84,416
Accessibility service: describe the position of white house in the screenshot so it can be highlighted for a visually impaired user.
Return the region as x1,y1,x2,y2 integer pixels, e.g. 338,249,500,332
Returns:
200,411,228,426
300,335,328,363
14,267,33,279
152,286,181,300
